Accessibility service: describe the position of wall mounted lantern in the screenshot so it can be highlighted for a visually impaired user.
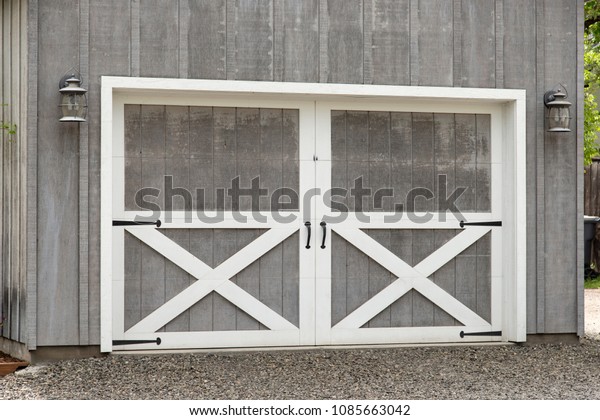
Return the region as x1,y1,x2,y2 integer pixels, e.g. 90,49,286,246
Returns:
59,73,88,122
543,85,571,132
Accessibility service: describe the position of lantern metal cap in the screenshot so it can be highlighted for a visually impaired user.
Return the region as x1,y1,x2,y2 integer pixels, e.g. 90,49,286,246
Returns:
59,74,87,93
544,89,571,108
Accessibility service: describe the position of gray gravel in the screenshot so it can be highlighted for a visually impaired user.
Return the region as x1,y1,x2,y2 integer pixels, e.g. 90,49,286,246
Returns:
2,291,600,400
2,341,600,400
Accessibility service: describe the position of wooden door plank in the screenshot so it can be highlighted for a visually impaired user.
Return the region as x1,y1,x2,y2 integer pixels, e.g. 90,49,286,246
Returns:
368,112,391,212
367,230,392,327
164,229,191,332
416,0,453,86
433,230,457,325
390,230,414,327
459,0,496,87
368,0,410,85
139,0,179,78
412,230,435,326
235,230,261,330
231,0,273,81
455,114,477,212
324,0,363,83
212,229,238,331
189,229,214,331
281,0,319,82
188,0,226,79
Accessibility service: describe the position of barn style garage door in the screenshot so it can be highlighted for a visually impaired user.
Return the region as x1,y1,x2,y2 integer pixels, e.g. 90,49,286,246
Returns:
101,79,525,352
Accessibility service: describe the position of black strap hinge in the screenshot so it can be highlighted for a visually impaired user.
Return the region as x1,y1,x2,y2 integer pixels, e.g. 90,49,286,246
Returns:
112,338,162,346
459,221,502,228
113,220,161,227
460,330,502,338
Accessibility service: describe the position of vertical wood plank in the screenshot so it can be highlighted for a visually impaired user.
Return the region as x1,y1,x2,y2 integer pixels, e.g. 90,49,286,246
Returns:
124,105,142,211
390,230,413,327
476,114,491,212
212,229,237,330
453,0,462,87
236,108,260,211
213,107,236,211
412,230,434,326
460,0,495,88
124,232,142,331
502,0,537,333
543,0,578,333
346,240,369,323
412,113,434,213
139,0,179,78
391,113,412,211
346,111,369,212
230,0,273,81
368,112,391,212
78,0,90,343
234,230,260,330
282,109,299,209
417,0,453,86
26,0,39,349
141,105,166,212
325,0,363,83
282,232,299,327
535,0,546,333
495,0,504,88
368,0,410,85
455,114,477,212
331,232,347,326
434,114,456,213
189,229,214,331
88,0,131,344
281,0,319,82
179,0,189,79
260,109,283,210
409,0,419,86
164,237,192,332
189,106,214,211
36,0,80,346
433,230,456,326
319,0,330,82
131,0,140,76
273,0,284,82
331,111,347,210
367,230,391,327
187,0,226,79
476,232,491,323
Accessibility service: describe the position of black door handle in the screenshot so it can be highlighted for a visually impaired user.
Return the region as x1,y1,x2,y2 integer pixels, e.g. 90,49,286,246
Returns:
320,221,327,249
305,221,311,249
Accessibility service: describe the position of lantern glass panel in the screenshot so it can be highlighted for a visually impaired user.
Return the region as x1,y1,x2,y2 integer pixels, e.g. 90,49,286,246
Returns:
547,105,570,132
60,92,88,122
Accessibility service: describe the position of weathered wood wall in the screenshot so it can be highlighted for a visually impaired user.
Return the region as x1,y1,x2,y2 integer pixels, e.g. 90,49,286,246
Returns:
0,0,27,344
27,0,583,347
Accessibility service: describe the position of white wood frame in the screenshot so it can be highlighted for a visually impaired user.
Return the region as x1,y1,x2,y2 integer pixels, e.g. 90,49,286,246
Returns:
101,77,526,352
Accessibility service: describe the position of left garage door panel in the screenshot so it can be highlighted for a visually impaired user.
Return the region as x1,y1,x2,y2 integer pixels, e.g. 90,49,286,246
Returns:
110,104,314,350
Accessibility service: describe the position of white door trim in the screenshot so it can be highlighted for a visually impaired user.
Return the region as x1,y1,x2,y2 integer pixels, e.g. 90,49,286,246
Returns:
101,77,526,352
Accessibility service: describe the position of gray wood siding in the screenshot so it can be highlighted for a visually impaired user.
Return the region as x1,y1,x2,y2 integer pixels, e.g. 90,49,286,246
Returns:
28,0,582,346
0,0,27,344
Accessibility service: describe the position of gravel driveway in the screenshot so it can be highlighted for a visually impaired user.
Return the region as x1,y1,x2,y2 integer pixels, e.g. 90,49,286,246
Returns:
1,291,600,400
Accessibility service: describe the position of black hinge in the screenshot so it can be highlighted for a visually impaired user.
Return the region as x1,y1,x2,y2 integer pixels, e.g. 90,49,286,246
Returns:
112,338,162,346
459,221,502,228
113,220,162,227
460,330,502,338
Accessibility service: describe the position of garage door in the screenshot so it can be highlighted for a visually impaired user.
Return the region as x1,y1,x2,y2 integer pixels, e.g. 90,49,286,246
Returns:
101,80,524,352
